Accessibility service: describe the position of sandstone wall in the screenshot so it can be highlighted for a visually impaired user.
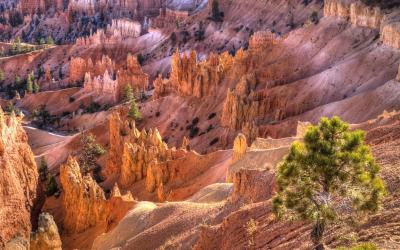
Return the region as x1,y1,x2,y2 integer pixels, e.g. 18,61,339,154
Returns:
0,109,38,247
324,0,400,49
397,64,400,81
70,54,148,103
231,133,247,163
155,49,233,98
60,156,107,233
381,22,400,49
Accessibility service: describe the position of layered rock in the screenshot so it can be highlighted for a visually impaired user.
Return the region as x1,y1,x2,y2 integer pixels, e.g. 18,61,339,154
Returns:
220,74,264,137
350,2,383,29
19,0,63,14
324,0,383,29
0,109,39,247
60,156,107,233
83,70,119,104
381,22,400,49
70,54,148,103
231,169,275,203
155,49,233,98
324,0,351,18
249,30,279,54
324,0,400,49
30,213,62,250
152,8,189,29
118,123,175,189
397,64,400,81
75,18,142,46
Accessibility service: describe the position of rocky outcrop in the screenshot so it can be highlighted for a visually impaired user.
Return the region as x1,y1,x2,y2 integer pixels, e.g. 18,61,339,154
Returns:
119,124,174,189
232,133,247,163
60,156,107,233
75,19,142,46
30,213,62,250
0,109,39,247
70,54,148,102
381,22,400,49
324,0,351,18
83,70,119,104
231,169,275,203
152,8,189,29
324,0,383,29
155,49,233,98
19,0,63,15
221,73,267,140
324,0,400,49
350,2,383,29
397,64,400,81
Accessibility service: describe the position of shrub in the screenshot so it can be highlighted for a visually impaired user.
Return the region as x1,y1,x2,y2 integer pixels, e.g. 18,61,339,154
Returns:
46,175,58,197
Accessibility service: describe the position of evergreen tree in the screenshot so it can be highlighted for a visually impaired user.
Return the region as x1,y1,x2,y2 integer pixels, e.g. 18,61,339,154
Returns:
46,175,58,197
33,80,40,93
14,75,21,87
79,133,106,174
273,116,386,250
123,84,134,103
46,35,55,45
26,74,33,93
39,156,48,182
0,69,4,83
128,97,141,121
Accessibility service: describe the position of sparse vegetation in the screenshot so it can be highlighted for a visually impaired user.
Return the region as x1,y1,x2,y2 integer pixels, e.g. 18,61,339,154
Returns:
246,218,258,248
273,117,386,250
337,242,378,250
128,96,142,121
79,133,106,174
211,0,223,22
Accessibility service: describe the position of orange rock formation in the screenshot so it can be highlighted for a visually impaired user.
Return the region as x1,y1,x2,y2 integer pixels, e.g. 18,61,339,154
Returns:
60,156,107,233
0,109,38,247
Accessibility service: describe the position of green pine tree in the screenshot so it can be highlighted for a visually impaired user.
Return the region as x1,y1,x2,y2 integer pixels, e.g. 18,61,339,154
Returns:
46,36,55,45
0,69,4,83
26,76,33,93
46,175,58,197
273,116,386,250
128,97,141,121
33,80,40,93
79,133,106,174
39,156,48,182
123,84,134,103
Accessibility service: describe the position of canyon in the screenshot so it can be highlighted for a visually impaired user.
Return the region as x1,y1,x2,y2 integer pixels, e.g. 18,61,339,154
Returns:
0,0,400,249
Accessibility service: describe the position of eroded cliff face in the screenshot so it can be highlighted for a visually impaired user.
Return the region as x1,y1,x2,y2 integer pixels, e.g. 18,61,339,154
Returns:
324,0,400,49
60,156,107,233
397,64,400,81
105,112,185,200
381,22,400,49
0,109,39,247
70,54,149,103
30,213,62,250
154,49,233,98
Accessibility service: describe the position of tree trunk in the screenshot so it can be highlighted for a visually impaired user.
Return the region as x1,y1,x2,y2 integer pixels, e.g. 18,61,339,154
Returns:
311,220,325,250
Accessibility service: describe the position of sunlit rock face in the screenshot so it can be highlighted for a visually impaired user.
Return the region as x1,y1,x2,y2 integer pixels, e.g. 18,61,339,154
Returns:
70,54,148,104
19,0,64,14
0,109,38,248
60,156,107,233
30,213,62,250
381,22,400,49
324,0,400,49
154,49,234,98
397,64,400,81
